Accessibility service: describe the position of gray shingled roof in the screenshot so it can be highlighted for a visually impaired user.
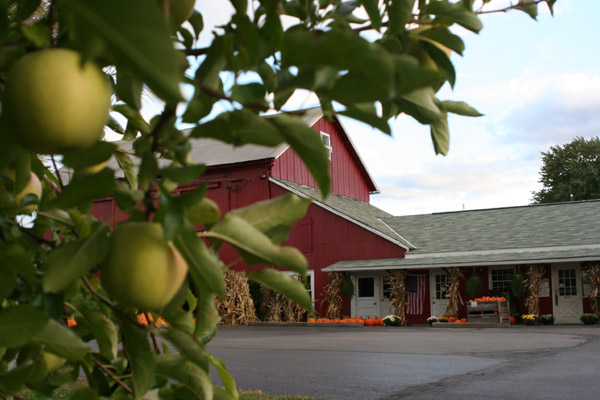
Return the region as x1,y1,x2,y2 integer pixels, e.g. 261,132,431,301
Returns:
324,200,600,271
60,108,325,180
270,178,413,249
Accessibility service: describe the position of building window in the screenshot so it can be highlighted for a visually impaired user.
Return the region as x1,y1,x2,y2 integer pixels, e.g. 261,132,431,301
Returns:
490,268,514,292
320,132,332,160
358,277,375,298
383,276,392,299
435,274,448,300
558,269,577,296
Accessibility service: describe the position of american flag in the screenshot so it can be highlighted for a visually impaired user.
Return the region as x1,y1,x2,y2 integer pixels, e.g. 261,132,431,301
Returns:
405,274,426,315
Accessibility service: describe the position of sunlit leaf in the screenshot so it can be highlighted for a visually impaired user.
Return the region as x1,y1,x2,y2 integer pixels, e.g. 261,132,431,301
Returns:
43,224,110,293
208,215,308,275
174,221,225,297
269,114,331,198
229,194,311,244
209,354,238,400
427,1,483,33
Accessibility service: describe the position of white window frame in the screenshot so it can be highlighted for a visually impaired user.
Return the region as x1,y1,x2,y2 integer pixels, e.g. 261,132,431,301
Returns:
488,266,515,292
287,270,315,304
320,132,332,160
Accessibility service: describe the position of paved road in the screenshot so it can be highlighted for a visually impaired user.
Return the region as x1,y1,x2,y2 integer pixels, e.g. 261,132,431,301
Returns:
207,325,600,399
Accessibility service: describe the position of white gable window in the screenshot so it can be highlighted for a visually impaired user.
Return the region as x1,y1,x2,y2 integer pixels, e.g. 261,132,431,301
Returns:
320,132,332,160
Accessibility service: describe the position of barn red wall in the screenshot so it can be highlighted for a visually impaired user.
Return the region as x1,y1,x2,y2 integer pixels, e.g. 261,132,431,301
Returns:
270,183,406,316
271,117,372,202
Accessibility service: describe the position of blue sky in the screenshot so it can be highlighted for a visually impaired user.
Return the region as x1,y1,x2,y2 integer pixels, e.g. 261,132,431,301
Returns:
194,1,599,216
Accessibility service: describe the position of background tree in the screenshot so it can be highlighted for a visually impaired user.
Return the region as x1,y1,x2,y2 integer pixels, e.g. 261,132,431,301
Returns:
0,0,557,399
532,136,600,203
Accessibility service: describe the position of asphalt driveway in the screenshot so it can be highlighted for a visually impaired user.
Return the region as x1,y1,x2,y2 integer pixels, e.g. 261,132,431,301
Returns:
207,325,600,400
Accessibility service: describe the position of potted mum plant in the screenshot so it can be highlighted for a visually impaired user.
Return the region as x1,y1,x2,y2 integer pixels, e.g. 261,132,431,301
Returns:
540,314,554,325
521,314,538,326
427,316,438,326
383,315,403,326
580,314,599,325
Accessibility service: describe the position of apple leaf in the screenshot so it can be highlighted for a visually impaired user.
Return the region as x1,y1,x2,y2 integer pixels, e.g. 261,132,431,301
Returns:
61,141,117,171
71,302,118,360
208,354,238,400
61,0,185,104
430,113,450,156
32,319,89,361
0,305,48,348
155,354,213,399
229,193,311,244
0,266,16,300
247,268,313,313
119,313,155,397
161,327,210,372
193,291,219,340
0,359,36,393
427,1,483,33
161,164,206,184
268,114,331,198
47,168,116,209
43,224,110,294
207,215,308,275
174,221,225,297
114,150,138,190
439,100,484,117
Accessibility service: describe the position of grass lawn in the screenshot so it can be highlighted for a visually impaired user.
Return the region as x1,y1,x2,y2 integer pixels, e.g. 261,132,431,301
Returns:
16,384,319,400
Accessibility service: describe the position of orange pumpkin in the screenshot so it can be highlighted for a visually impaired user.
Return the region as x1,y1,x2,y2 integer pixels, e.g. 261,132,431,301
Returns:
364,318,375,326
510,316,517,325
448,317,457,323
308,317,316,323
461,318,468,323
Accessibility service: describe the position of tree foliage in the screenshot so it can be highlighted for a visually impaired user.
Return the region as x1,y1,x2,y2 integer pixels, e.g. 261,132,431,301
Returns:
0,0,556,398
532,136,600,204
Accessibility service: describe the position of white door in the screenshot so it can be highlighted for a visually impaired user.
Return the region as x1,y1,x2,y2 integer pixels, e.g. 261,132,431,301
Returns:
355,276,379,318
430,270,448,317
551,263,583,324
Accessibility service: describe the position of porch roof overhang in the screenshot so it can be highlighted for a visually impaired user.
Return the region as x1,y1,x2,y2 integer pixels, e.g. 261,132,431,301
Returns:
323,244,600,272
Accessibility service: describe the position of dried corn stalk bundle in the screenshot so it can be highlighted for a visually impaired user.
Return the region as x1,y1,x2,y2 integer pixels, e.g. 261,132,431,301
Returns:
388,270,407,326
583,263,600,317
216,272,259,325
443,267,464,318
321,272,344,319
524,264,546,316
261,285,285,322
282,275,308,321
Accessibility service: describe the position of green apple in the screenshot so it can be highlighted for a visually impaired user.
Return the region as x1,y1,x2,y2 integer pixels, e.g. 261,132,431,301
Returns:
17,345,66,385
3,49,111,155
1,170,42,213
168,0,196,26
100,222,189,310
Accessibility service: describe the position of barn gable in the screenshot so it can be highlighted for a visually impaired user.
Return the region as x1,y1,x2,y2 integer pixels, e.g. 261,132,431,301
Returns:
271,108,379,202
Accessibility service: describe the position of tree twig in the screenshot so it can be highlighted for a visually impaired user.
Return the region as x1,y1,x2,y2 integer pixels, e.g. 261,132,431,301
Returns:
91,355,133,394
